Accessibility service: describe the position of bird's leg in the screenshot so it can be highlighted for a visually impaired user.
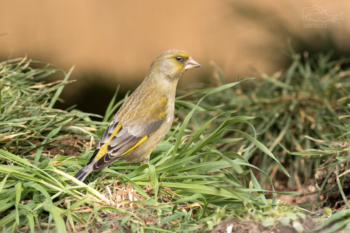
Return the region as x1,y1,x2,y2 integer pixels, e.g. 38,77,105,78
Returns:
141,156,150,173
141,147,154,168
140,155,153,195
140,156,150,166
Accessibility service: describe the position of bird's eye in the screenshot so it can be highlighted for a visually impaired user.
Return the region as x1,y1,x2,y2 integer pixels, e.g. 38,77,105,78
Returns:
176,56,182,61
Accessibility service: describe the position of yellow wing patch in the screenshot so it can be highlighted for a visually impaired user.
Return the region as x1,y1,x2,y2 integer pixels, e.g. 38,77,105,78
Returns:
122,135,148,155
95,123,122,160
94,123,149,161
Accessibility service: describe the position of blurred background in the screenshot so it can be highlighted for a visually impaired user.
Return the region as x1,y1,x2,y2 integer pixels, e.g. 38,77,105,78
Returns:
1,0,349,116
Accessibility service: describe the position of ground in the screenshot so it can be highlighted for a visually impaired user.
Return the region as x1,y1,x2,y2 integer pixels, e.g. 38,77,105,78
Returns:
212,217,320,233
39,135,349,233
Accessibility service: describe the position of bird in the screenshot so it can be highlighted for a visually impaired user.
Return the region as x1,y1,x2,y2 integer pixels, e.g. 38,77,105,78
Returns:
72,50,201,183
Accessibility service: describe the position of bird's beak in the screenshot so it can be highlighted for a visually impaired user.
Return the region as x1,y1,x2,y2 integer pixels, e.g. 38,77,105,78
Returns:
184,57,201,70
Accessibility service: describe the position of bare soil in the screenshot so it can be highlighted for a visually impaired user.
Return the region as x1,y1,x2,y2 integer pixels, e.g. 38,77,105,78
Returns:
212,216,321,233
44,134,89,157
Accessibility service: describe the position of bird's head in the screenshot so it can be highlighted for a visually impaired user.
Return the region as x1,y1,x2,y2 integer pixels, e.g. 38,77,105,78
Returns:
150,50,201,81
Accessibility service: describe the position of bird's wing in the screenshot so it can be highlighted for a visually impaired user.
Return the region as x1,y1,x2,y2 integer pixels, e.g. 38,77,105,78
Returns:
88,96,168,171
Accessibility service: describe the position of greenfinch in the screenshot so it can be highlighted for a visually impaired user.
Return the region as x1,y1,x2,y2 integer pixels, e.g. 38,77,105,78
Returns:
73,50,201,182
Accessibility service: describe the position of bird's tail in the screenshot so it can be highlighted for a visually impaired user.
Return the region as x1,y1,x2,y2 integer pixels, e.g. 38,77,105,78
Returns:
73,164,93,182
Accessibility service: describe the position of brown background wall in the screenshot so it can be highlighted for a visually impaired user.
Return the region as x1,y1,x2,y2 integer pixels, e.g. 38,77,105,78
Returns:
1,0,349,114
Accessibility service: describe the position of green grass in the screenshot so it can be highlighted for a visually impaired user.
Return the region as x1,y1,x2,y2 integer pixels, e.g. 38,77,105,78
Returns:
0,57,101,156
289,102,350,232
175,48,350,232
0,57,298,232
1,52,350,232
178,48,350,188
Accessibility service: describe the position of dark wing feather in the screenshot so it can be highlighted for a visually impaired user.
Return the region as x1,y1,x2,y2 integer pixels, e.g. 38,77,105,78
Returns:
91,119,164,171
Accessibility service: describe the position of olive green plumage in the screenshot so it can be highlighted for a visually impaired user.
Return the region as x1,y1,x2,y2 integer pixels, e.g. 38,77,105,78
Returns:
73,50,201,182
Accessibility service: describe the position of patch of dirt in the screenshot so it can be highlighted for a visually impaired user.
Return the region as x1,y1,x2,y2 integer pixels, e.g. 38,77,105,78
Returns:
260,155,350,210
212,216,321,233
314,161,350,209
97,213,161,232
212,219,260,233
44,134,90,157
